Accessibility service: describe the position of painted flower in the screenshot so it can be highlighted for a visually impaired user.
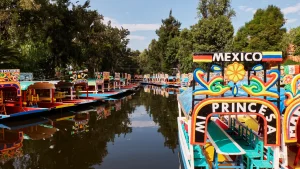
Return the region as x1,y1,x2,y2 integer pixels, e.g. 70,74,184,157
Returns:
283,75,293,84
225,62,246,83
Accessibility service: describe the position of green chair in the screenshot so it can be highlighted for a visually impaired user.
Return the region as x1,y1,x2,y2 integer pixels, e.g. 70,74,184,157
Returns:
232,125,245,140
244,140,264,169
250,147,274,169
194,145,209,169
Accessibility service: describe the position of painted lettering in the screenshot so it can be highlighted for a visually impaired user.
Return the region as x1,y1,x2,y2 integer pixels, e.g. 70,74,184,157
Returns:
266,114,276,122
222,103,229,112
253,52,262,61
213,53,224,62
237,102,246,112
248,103,256,112
267,125,277,135
258,105,268,116
211,52,264,62
195,116,206,133
212,103,219,112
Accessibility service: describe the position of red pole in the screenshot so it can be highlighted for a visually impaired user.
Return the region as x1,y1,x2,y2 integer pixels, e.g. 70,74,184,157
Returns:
52,89,54,103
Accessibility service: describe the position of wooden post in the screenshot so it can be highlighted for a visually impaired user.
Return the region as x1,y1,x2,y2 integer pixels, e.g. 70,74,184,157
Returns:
70,87,73,100
51,89,54,103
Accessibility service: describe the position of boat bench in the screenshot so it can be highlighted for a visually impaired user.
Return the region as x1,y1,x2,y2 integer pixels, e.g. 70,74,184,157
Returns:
181,124,209,169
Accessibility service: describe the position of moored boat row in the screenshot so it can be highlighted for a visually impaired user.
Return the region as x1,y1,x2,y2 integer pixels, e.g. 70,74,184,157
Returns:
0,69,139,120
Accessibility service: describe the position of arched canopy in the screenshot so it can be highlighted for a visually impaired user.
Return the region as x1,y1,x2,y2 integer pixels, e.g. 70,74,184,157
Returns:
55,81,74,89
28,82,55,90
0,81,21,97
191,97,281,146
283,98,300,143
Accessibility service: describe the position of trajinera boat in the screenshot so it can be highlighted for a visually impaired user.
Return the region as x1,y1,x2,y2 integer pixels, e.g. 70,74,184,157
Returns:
177,51,300,169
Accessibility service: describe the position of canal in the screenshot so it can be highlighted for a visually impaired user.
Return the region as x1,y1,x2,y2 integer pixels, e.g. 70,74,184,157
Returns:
0,86,179,169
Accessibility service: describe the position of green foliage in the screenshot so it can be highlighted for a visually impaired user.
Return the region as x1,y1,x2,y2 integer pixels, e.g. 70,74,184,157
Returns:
137,10,181,74
197,0,235,19
0,0,135,79
177,28,193,73
233,5,286,52
283,59,299,65
191,15,234,52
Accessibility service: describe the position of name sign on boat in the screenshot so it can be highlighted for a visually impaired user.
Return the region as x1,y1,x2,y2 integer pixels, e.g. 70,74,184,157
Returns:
191,98,280,146
193,52,282,63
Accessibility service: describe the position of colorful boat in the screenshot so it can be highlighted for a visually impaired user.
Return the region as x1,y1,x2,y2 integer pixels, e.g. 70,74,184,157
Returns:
55,81,100,104
0,129,23,163
26,82,75,109
177,51,290,169
0,69,49,119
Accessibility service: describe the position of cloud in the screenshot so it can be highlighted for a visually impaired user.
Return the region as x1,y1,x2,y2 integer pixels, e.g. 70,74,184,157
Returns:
102,17,160,32
286,18,298,24
282,3,300,15
239,6,257,13
128,35,146,40
129,121,157,127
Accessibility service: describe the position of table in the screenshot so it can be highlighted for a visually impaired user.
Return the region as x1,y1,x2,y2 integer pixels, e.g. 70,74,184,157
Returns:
207,121,246,169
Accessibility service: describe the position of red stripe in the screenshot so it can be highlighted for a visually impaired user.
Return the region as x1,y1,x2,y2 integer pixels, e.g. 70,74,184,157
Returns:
193,55,213,60
262,58,282,61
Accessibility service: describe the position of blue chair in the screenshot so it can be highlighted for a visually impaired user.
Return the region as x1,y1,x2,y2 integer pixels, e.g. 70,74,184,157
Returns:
250,147,274,169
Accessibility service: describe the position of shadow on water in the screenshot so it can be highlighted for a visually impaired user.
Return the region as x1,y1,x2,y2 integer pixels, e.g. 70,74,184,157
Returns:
0,86,180,169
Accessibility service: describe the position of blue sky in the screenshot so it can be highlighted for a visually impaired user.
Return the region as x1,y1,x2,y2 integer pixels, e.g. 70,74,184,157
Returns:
72,0,300,51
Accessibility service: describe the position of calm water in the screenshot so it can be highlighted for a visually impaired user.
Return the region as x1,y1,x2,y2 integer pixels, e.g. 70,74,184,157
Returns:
0,86,180,169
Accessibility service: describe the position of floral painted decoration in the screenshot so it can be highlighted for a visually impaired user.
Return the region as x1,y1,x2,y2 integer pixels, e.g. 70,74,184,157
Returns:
225,62,246,83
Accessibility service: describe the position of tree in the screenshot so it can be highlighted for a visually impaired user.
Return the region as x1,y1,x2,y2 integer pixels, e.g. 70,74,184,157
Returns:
197,0,235,19
191,15,234,52
281,27,300,57
155,10,181,73
233,5,286,52
177,28,193,73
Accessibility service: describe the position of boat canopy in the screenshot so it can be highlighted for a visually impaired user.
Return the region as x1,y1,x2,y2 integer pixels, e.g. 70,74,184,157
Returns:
28,82,56,90
20,81,35,90
88,79,96,86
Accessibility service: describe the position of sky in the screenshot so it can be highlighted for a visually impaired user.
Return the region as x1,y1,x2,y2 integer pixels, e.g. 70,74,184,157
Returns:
71,0,300,51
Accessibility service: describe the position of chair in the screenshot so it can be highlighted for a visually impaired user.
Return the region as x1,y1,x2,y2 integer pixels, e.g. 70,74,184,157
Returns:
194,145,209,169
244,140,264,169
250,147,273,169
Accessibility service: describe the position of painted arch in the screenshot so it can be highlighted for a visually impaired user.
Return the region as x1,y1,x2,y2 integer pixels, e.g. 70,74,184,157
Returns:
190,97,281,146
0,82,21,97
283,98,300,143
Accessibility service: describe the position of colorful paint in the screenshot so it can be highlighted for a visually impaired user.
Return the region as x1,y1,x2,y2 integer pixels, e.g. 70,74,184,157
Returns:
284,75,300,143
70,70,88,84
193,51,282,62
103,72,110,81
0,69,20,82
193,68,230,96
190,98,280,146
241,69,280,98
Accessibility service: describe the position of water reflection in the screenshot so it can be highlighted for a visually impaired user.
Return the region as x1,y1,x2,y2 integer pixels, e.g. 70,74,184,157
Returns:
0,87,179,169
144,85,179,98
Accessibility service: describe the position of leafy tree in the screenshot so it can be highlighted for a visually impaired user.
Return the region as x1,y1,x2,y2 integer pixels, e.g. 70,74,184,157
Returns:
177,28,193,73
191,15,234,52
197,0,235,19
155,10,181,73
233,5,286,52
281,27,300,57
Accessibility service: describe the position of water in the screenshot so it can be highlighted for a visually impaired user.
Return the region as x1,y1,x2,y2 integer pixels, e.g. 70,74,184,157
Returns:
0,86,180,169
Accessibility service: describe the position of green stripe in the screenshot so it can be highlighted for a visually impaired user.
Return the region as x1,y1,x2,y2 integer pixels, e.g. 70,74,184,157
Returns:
207,122,241,154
